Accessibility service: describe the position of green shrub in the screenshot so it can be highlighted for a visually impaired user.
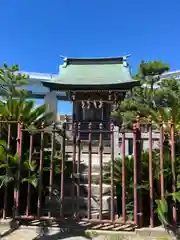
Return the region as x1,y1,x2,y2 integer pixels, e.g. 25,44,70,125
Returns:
103,149,180,225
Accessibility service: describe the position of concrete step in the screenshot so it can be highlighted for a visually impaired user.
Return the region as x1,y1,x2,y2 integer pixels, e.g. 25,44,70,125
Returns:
63,159,105,175
53,183,113,197
80,172,99,184
44,196,117,217
79,183,113,197
43,208,112,219
80,167,111,182
66,146,112,154
67,154,111,166
62,160,109,184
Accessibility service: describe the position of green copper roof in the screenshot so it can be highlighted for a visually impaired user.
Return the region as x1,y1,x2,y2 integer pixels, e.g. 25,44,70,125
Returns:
41,56,139,90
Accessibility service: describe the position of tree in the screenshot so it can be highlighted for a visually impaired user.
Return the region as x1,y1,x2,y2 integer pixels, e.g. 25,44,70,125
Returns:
113,60,170,128
0,63,54,132
0,64,56,217
0,63,29,99
111,60,180,233
0,63,54,155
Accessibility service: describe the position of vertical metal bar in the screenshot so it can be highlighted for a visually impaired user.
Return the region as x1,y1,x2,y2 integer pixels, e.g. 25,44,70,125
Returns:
136,117,143,228
110,122,115,221
99,123,103,221
0,114,2,139
3,120,11,219
76,122,81,219
160,119,164,198
121,124,126,222
14,122,23,217
37,126,44,218
148,116,154,227
133,122,138,225
88,123,92,220
60,122,66,218
26,135,33,217
72,122,76,216
48,122,55,217
71,96,76,217
170,119,177,229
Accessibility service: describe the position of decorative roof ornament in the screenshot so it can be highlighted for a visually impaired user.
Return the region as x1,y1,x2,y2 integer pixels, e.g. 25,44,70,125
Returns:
123,54,131,67
60,55,68,68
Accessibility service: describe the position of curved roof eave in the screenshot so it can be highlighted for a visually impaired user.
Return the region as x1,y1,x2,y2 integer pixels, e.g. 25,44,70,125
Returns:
41,79,140,91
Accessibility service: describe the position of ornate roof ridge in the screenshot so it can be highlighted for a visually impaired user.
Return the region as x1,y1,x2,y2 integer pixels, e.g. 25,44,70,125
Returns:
60,55,131,63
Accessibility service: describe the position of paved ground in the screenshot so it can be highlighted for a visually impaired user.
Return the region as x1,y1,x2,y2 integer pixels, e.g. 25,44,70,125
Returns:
0,224,176,239
0,226,130,240
0,229,174,240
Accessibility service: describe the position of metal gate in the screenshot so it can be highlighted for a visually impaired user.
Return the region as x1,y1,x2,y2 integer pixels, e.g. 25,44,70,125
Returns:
0,118,178,229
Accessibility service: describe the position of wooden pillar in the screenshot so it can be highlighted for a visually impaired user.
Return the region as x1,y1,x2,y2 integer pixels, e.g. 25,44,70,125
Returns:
72,101,81,122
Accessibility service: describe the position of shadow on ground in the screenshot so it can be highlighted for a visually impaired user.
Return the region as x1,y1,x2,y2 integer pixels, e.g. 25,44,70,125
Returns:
24,219,99,240
0,218,137,239
0,219,20,238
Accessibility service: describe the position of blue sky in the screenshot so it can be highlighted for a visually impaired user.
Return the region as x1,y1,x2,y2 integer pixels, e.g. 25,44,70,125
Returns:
0,0,180,114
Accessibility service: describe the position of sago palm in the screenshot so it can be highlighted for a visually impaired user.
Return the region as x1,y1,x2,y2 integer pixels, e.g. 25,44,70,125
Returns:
0,98,52,128
0,98,54,159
